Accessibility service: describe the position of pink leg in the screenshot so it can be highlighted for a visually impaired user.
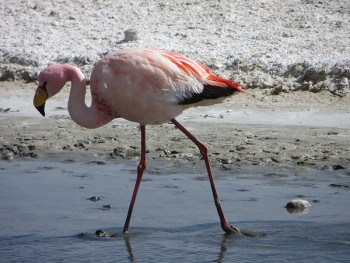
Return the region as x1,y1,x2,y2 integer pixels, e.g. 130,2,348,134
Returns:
171,119,238,234
123,125,147,233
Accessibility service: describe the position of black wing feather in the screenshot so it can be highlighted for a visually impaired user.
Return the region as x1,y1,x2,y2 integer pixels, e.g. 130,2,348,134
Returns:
178,84,236,105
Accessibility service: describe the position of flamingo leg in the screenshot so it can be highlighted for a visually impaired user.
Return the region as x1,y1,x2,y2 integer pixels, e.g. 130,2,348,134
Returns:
123,125,147,233
171,119,238,234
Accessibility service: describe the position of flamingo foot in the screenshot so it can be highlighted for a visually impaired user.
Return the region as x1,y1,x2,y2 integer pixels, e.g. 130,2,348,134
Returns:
222,224,240,234
223,224,265,237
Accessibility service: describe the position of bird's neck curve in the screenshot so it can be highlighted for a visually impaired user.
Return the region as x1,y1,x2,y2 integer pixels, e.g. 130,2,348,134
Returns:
65,65,111,129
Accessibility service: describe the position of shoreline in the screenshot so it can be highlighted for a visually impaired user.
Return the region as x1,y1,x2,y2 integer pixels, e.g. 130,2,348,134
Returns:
0,81,349,175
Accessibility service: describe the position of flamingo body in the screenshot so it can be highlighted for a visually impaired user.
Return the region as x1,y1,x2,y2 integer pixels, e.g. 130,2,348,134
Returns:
33,48,246,235
90,48,243,125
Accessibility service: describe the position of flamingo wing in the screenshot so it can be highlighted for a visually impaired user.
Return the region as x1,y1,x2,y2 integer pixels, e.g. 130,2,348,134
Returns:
155,49,245,105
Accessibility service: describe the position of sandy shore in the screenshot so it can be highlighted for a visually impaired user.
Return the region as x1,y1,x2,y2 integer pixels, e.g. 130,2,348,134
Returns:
1,81,349,176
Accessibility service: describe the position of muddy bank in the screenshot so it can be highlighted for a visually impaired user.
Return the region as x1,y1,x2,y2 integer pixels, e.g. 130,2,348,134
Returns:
1,113,349,176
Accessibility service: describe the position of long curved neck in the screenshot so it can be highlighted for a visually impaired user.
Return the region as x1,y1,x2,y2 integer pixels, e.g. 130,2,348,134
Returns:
65,65,112,129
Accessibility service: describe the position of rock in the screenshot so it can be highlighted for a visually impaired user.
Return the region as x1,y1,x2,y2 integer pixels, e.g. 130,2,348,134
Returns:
62,145,73,151
88,196,101,202
73,142,85,149
300,67,329,83
284,63,308,78
95,229,108,237
285,199,311,214
0,149,14,160
109,147,127,159
332,164,345,170
340,77,349,87
219,158,232,164
121,28,139,42
102,205,112,209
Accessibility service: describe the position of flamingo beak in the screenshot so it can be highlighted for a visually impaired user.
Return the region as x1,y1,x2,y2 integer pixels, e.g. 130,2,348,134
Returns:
33,82,48,116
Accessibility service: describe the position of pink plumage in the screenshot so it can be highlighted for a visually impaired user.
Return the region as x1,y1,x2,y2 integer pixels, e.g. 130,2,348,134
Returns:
33,48,251,236
36,48,243,126
91,48,244,125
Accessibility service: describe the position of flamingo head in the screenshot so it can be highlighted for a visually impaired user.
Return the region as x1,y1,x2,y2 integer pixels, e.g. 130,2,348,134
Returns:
33,64,69,116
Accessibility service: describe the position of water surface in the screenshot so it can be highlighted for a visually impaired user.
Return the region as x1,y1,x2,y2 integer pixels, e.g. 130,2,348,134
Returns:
1,159,349,262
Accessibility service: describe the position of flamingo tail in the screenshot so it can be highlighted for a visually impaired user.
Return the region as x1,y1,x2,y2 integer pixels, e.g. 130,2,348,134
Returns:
155,49,246,105
179,75,245,105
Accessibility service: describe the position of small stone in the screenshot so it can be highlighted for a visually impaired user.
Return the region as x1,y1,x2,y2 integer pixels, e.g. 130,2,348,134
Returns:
219,158,232,164
340,77,349,86
49,10,58,17
2,151,14,160
270,156,281,163
235,145,246,151
123,28,139,42
89,196,101,202
73,142,85,149
332,164,345,170
28,145,36,150
95,229,108,237
286,199,311,214
62,145,73,151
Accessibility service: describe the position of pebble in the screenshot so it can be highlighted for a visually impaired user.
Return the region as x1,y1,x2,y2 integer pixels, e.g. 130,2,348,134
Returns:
95,229,108,237
219,158,232,164
73,142,85,149
332,164,345,170
285,199,311,214
122,28,139,42
340,77,349,86
89,196,101,202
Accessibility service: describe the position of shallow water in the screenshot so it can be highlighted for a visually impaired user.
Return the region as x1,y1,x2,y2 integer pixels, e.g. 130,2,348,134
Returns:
1,159,349,262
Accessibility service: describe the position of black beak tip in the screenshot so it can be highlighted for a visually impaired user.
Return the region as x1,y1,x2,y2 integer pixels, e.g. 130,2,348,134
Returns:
36,105,46,116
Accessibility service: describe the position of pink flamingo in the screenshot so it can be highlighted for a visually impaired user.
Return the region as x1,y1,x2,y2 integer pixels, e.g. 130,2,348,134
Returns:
33,48,248,235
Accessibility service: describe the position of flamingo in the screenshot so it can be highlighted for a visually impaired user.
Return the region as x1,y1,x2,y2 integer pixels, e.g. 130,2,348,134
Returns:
33,48,249,236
